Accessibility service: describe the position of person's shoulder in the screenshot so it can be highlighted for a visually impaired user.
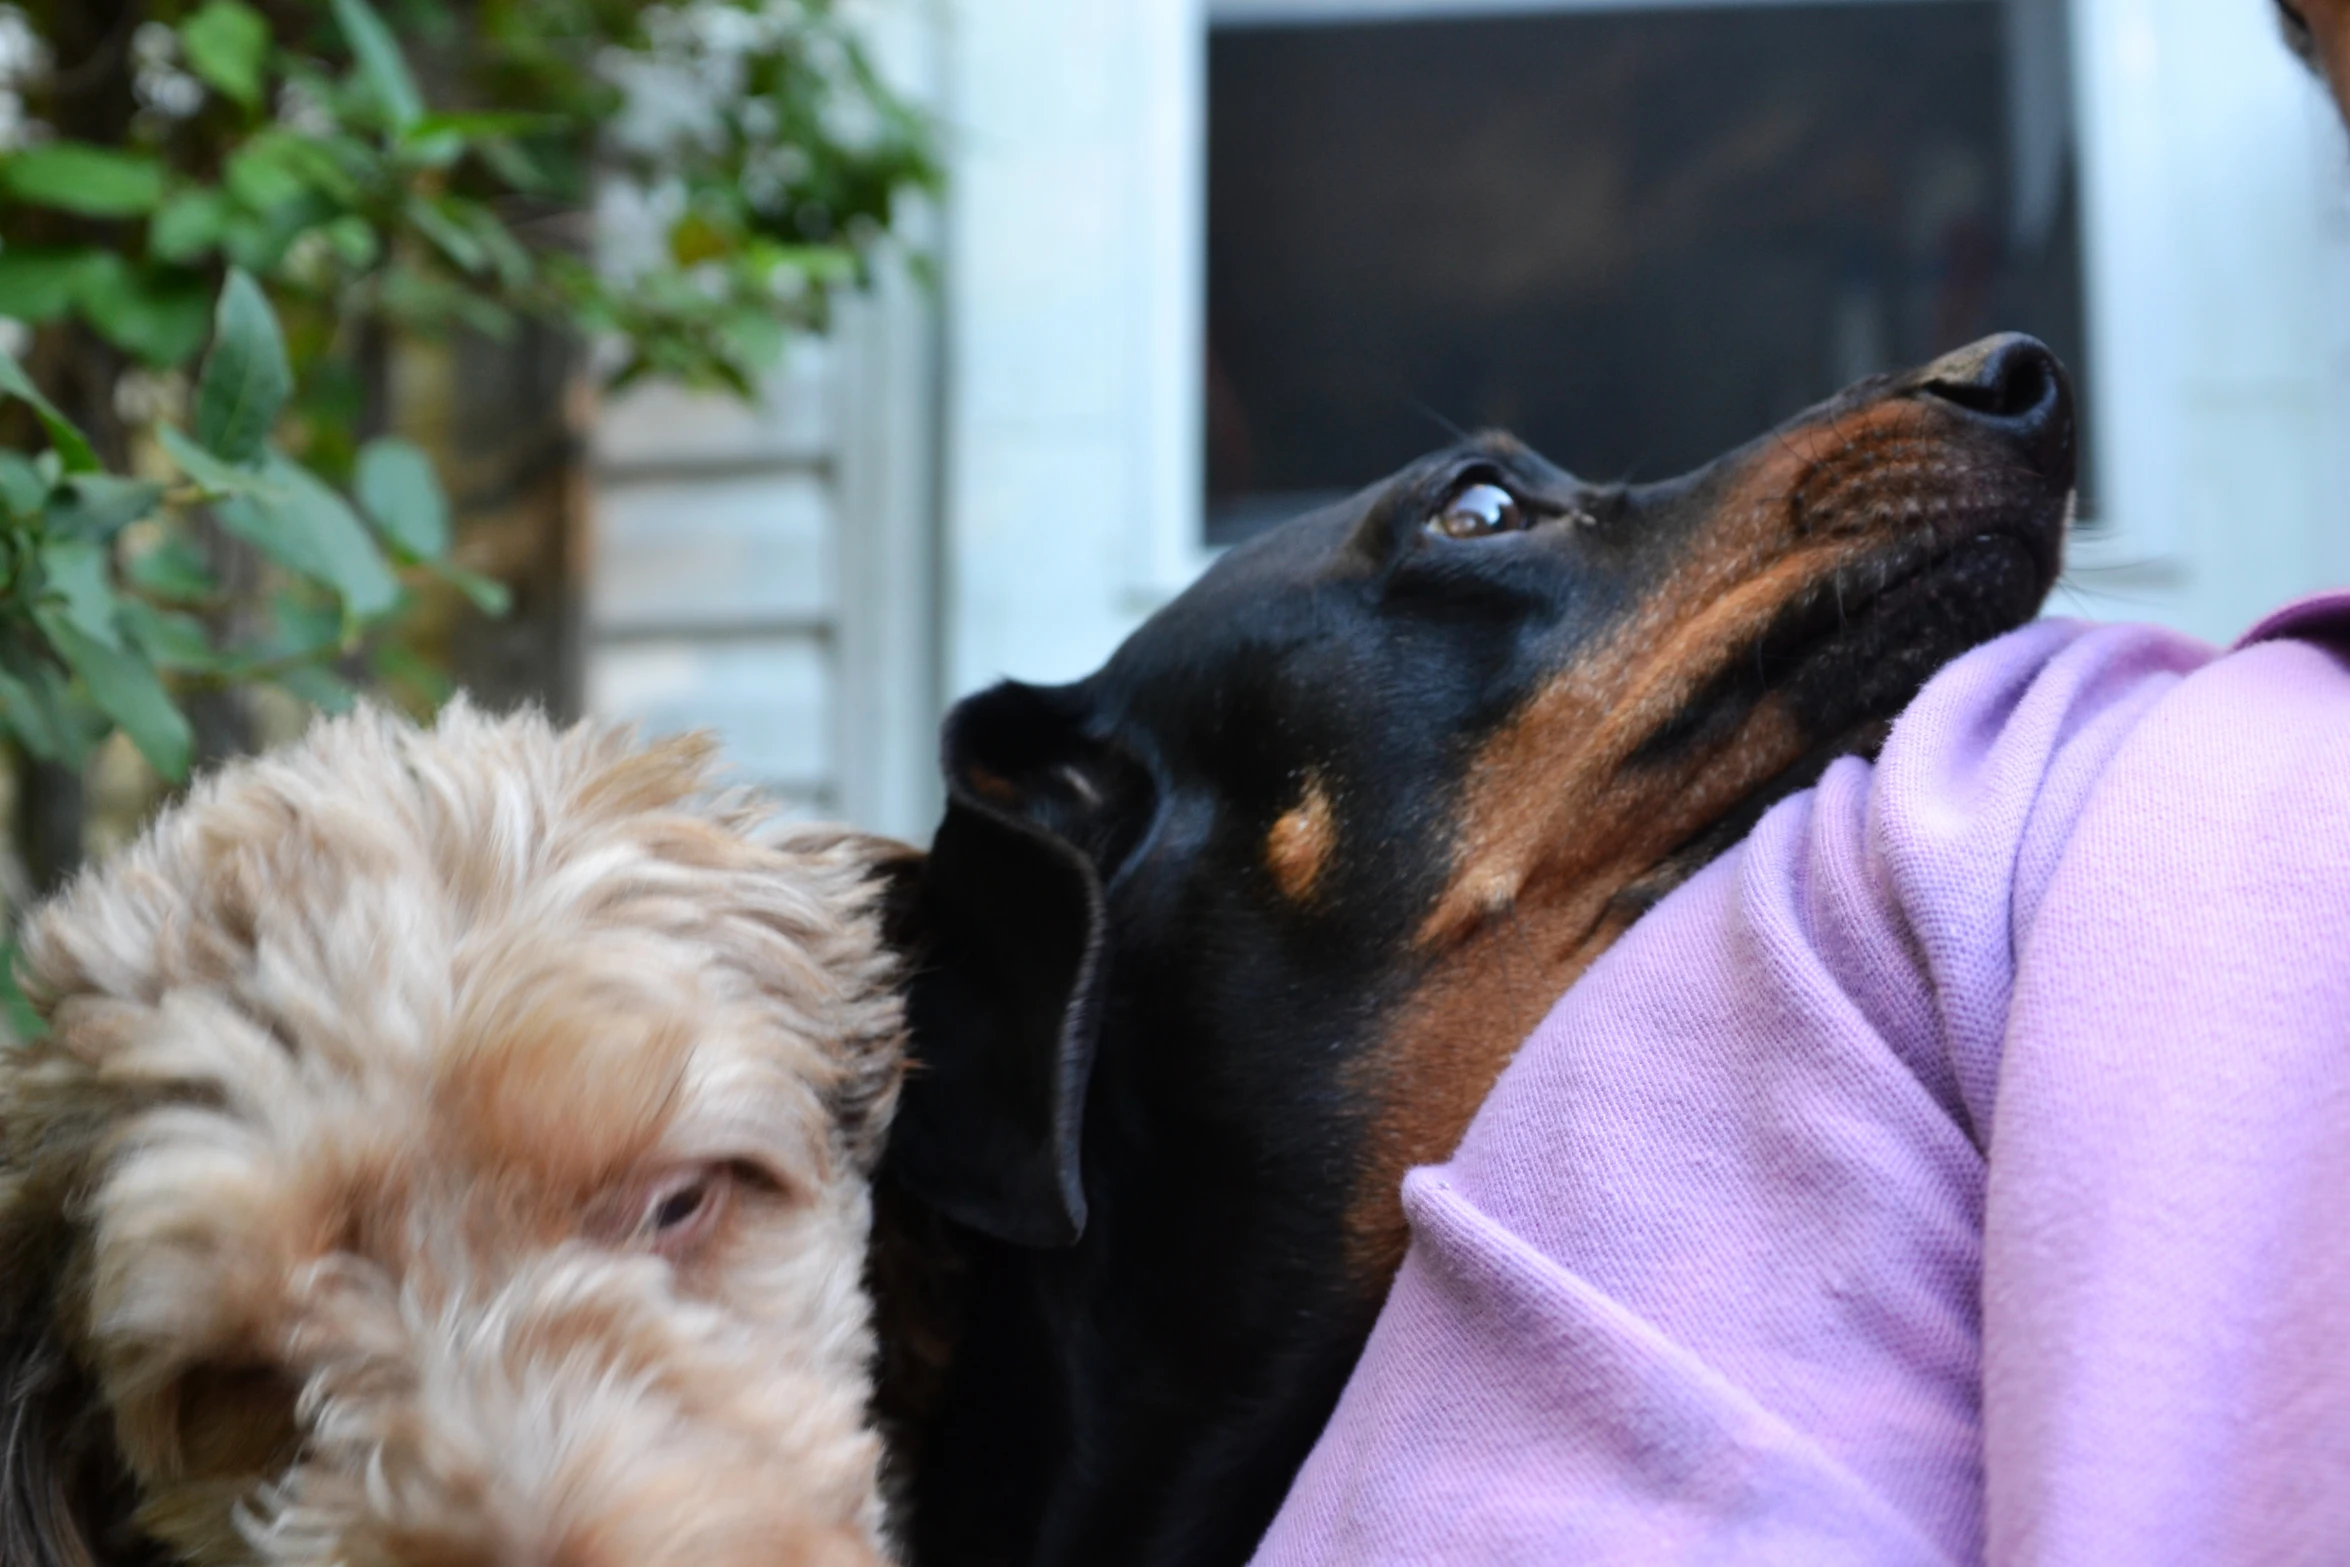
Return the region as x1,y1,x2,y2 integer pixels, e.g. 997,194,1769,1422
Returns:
2110,590,2350,823
1999,590,2350,950
1898,590,2350,801
1865,614,2217,878
2123,588,2350,785
1884,614,2217,790
2229,589,2350,653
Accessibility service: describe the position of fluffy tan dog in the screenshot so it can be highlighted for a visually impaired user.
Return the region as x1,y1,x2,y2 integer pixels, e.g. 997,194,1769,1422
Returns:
0,702,910,1567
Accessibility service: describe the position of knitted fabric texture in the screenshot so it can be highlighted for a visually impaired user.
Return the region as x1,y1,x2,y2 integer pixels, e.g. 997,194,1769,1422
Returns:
1253,595,2350,1566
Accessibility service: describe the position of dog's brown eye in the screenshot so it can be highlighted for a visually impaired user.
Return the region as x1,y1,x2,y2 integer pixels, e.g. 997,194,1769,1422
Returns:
631,1165,731,1259
1429,482,1524,540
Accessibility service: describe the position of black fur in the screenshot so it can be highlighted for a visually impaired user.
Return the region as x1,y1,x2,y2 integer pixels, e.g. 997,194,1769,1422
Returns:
0,1200,155,1567
886,336,2078,1567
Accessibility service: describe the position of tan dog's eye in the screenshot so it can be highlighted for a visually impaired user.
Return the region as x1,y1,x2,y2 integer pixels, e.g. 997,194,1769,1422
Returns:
592,1164,734,1260
641,1166,728,1257
1428,481,1525,539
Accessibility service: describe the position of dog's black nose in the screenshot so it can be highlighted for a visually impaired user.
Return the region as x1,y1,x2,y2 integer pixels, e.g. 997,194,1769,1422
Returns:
1913,333,2075,487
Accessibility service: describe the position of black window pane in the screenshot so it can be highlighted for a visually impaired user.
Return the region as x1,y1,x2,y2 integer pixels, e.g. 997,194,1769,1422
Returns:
1206,2,2088,544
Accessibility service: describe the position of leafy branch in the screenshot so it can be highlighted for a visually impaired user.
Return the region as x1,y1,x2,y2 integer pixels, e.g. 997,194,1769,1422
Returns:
0,267,466,780
0,0,937,864
0,0,939,405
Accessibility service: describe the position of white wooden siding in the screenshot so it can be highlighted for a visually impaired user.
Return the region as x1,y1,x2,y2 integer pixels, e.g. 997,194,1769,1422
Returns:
592,471,834,634
587,635,834,798
584,0,946,843
584,261,943,843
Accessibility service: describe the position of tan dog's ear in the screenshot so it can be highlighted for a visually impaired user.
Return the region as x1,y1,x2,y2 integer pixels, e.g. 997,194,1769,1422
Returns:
0,1196,147,1567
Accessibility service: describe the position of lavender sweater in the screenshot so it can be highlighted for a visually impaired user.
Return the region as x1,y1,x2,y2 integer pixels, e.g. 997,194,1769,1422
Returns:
1253,596,2350,1565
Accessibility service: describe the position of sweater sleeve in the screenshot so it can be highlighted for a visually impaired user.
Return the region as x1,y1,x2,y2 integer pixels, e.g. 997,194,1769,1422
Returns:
1250,614,2233,1567
1982,626,2350,1563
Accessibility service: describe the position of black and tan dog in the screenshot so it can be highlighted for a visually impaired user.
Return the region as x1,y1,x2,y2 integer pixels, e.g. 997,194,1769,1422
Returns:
879,334,2075,1567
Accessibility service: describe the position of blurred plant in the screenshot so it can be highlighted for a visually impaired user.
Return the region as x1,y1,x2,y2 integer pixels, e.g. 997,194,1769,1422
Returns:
1,0,937,400
0,0,938,903
0,265,465,784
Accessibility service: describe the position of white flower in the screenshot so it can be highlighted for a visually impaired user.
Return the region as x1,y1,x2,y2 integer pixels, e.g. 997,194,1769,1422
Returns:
0,6,52,87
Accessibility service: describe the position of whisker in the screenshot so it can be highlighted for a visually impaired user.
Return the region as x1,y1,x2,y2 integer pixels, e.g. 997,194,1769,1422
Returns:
1410,399,1471,443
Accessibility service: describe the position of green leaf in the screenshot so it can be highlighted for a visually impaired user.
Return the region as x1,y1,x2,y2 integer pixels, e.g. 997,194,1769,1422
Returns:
38,609,193,780
321,215,379,268
215,453,398,619
76,263,211,368
119,600,219,672
476,135,550,194
369,637,450,708
224,138,308,212
45,476,164,541
125,533,217,602
225,132,361,213
0,144,165,217
0,451,50,519
193,270,291,464
157,424,264,495
181,0,269,109
669,210,732,267
272,661,358,713
473,213,533,291
220,197,326,275
395,127,465,169
354,436,447,557
404,111,554,144
760,243,861,287
330,0,424,132
0,943,47,1042
0,247,97,323
0,661,67,765
428,558,510,616
391,111,553,172
37,538,123,650
716,307,786,378
251,586,342,661
0,346,99,473
151,188,232,264
0,644,95,767
404,193,487,273
378,263,513,337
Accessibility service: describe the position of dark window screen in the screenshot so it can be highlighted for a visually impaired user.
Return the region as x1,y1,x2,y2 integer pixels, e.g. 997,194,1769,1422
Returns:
1205,2,2088,543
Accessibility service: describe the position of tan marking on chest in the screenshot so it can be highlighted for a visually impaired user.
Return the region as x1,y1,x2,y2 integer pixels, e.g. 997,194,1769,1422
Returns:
1345,698,1804,1278
1266,774,1337,902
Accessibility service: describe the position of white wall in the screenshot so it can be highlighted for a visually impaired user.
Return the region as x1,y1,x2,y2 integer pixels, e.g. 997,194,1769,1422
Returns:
939,0,1205,699
2062,0,2350,642
587,357,839,813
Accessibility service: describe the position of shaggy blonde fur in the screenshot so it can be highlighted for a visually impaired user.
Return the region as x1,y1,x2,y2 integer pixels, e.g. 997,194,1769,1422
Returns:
0,702,911,1567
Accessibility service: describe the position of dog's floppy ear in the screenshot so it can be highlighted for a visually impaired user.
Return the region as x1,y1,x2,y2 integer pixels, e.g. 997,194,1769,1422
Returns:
888,680,1152,1249
0,1180,147,1567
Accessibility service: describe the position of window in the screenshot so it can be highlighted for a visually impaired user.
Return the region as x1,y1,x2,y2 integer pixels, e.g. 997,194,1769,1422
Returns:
1206,0,2087,544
